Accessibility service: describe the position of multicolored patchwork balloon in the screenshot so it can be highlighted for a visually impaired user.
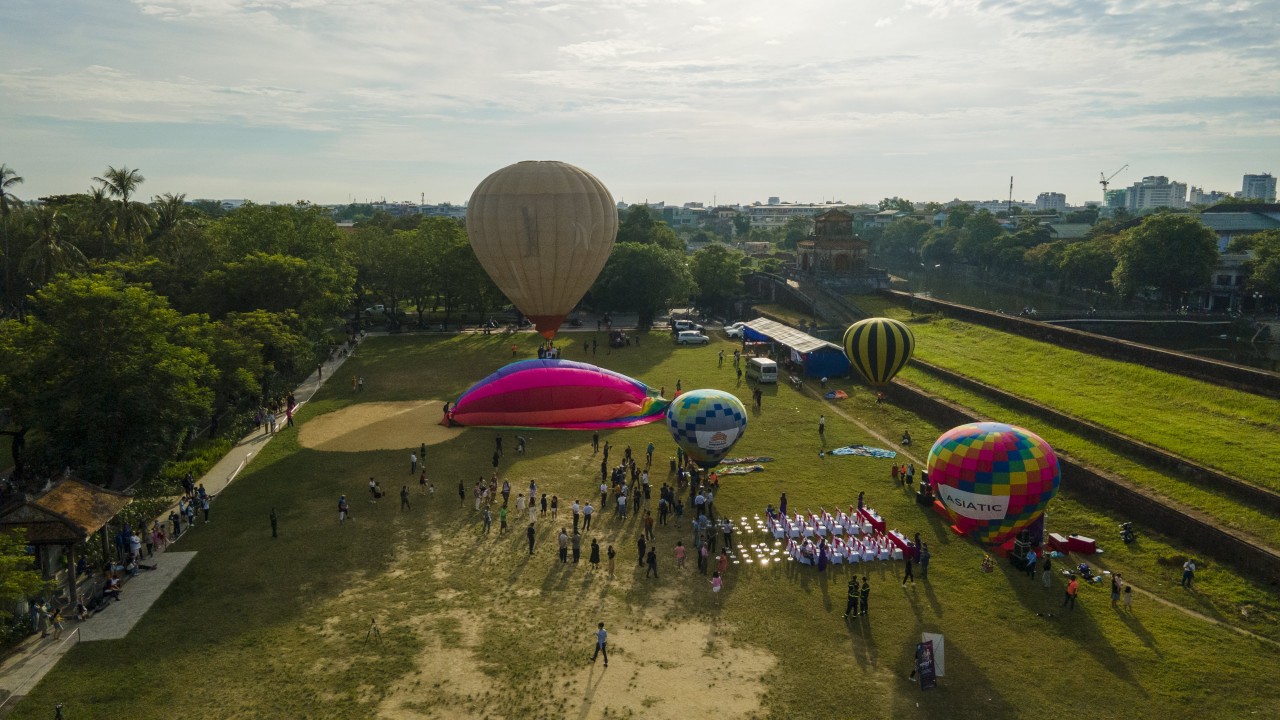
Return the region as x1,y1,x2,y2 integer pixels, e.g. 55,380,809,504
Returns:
926,422,1060,545
666,389,748,468
843,317,915,387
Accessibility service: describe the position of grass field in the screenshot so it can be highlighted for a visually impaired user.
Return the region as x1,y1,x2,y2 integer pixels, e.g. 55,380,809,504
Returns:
13,331,1280,719
901,362,1280,548
855,296,1280,489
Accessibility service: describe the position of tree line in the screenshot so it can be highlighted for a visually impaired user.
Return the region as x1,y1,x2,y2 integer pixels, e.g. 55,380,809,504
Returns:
0,166,748,491
869,203,1279,308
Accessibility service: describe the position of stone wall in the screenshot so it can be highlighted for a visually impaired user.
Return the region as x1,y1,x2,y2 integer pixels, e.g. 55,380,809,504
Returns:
883,380,1280,583
912,360,1280,515
885,290,1280,398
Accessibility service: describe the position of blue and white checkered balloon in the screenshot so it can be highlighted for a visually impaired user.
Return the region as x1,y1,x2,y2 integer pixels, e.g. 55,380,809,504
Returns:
666,389,748,468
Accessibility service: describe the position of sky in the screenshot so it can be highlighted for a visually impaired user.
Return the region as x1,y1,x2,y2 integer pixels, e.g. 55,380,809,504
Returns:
2,0,1278,208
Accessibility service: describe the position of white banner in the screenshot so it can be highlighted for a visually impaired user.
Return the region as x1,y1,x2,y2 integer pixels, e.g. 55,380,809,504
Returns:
936,485,1008,521
696,427,740,452
923,632,945,677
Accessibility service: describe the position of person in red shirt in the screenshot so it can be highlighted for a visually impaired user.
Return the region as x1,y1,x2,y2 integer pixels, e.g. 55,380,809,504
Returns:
1062,575,1079,610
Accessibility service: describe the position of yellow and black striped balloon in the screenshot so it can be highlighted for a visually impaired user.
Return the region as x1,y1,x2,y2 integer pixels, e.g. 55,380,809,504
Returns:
843,317,915,387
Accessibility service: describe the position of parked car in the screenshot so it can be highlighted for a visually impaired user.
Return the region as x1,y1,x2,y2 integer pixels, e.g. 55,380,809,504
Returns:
723,322,746,338
675,331,710,345
362,304,386,316
672,319,704,333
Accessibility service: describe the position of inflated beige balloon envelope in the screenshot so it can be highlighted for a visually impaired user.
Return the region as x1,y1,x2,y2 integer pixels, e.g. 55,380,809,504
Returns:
466,160,618,340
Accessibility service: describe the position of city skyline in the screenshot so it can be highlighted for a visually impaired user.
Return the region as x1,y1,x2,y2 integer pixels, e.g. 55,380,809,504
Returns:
2,1,1277,206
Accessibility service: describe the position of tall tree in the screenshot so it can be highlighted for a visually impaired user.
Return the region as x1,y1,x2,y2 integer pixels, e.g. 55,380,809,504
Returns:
591,243,693,328
878,197,915,212
149,192,197,259
0,275,215,487
93,166,154,255
617,205,683,251
1112,214,1218,304
876,217,931,264
0,164,23,313
19,207,89,288
1230,230,1280,304
691,244,745,315
954,211,1005,268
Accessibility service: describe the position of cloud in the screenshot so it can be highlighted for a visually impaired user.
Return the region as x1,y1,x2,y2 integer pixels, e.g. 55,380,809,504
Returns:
0,0,1273,203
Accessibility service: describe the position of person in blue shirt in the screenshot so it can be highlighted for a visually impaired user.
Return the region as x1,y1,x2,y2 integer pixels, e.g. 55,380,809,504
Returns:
592,622,609,667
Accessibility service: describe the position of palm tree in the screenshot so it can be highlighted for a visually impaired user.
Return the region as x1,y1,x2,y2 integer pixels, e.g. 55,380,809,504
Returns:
149,192,193,260
1,164,24,312
20,207,88,288
93,165,153,255
80,185,116,259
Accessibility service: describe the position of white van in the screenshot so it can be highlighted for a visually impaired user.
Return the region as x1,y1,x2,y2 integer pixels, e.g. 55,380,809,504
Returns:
746,357,778,383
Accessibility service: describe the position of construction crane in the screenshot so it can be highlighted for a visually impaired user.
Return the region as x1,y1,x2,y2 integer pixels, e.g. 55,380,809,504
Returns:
1100,164,1129,202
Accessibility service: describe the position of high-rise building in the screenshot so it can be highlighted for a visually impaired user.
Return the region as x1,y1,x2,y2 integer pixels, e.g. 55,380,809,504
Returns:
1035,192,1067,212
1241,173,1277,202
1125,176,1187,211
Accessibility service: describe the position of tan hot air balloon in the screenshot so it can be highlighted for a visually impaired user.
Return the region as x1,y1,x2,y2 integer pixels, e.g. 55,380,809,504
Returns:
466,161,618,340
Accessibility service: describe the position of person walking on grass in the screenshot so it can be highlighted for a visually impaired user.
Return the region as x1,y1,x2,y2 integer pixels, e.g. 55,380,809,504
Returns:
583,501,594,531
637,535,647,567
482,507,492,535
338,495,349,525
572,530,582,564
1042,554,1052,588
400,485,411,511
1182,559,1196,588
607,544,616,576
499,505,509,534
860,577,870,617
558,528,570,563
458,479,466,506
526,523,536,555
410,452,417,474
592,431,599,453
591,622,609,667
589,538,601,571
645,547,659,578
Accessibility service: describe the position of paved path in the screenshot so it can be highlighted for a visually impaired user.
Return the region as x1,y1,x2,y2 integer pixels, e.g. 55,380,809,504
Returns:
0,338,362,716
77,552,197,642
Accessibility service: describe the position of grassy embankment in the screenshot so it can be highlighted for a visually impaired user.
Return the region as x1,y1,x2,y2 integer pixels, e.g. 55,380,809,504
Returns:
13,330,1280,719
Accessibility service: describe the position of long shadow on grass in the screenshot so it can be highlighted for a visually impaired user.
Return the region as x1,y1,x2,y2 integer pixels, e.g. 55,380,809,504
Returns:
995,560,1143,686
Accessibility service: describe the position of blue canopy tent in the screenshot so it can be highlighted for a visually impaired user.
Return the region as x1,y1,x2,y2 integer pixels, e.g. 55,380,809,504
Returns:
741,318,851,378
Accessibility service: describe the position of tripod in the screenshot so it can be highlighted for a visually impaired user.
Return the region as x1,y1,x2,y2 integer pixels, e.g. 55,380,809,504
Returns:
365,618,382,645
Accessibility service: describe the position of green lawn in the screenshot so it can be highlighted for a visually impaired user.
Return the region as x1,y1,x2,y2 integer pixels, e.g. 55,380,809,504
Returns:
855,296,1280,489
901,363,1280,549
13,331,1280,719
